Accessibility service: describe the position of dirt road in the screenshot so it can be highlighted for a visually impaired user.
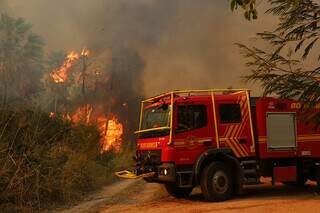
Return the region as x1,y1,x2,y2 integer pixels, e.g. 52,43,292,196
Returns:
60,179,320,213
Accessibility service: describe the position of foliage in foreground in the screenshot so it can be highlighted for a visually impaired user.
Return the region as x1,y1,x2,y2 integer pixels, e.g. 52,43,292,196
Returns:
0,109,133,212
237,0,320,121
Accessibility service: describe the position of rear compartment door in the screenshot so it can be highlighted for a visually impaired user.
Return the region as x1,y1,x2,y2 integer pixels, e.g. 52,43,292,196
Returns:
266,112,297,150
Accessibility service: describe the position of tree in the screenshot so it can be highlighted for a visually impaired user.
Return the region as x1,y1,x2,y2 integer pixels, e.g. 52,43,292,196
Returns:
0,13,44,107
230,0,258,20
236,0,320,121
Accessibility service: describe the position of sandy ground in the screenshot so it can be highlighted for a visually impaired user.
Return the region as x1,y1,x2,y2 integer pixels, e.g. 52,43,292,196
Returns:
58,179,320,213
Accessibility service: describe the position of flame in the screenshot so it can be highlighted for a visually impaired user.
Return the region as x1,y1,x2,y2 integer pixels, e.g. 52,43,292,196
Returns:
49,112,56,118
62,104,123,152
50,48,89,83
71,104,93,124
50,51,79,83
98,115,123,152
49,47,123,152
81,48,90,57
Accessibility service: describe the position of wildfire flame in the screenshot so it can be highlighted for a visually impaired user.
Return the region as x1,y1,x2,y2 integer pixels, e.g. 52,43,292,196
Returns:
99,116,123,152
50,48,89,83
49,112,56,118
58,104,123,152
71,104,93,124
49,47,123,152
81,48,90,57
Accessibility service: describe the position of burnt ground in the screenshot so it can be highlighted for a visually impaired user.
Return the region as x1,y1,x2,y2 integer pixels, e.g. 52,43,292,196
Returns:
57,179,320,213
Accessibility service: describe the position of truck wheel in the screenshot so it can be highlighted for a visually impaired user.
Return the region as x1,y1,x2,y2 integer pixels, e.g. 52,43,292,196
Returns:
165,183,193,198
200,161,233,201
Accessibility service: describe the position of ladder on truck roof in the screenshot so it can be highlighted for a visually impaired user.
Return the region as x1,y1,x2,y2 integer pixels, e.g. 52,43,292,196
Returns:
142,88,251,103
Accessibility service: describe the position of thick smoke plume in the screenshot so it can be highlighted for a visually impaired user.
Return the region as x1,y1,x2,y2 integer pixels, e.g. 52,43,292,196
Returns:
1,0,277,97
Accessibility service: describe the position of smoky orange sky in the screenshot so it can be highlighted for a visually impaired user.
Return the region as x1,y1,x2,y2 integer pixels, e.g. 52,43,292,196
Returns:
1,0,278,97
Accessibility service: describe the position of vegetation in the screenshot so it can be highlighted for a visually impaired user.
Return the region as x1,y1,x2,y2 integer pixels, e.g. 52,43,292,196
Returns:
0,14,44,107
230,0,258,20
0,13,134,212
236,0,320,121
0,109,133,212
4,0,320,211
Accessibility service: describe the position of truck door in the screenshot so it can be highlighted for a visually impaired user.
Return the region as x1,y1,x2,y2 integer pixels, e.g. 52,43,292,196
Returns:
215,92,256,157
173,102,213,165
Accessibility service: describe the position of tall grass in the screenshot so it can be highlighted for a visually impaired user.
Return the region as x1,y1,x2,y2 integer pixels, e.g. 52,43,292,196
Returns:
0,109,134,212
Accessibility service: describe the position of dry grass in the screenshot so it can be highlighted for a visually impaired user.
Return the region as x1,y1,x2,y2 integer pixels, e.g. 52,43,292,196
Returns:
0,109,134,212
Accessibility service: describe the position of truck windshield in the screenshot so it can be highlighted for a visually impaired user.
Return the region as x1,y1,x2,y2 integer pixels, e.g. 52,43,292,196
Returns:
141,104,170,130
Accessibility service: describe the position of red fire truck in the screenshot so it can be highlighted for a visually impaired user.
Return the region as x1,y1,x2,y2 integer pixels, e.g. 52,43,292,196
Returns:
116,89,320,201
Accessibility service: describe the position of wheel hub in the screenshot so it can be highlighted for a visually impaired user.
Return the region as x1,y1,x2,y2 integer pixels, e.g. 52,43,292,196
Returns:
212,171,228,193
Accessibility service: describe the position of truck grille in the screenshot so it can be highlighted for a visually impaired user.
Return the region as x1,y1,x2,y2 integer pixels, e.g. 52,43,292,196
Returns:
136,150,161,165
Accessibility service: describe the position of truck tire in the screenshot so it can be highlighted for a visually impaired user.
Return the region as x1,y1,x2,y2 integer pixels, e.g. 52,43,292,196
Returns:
164,183,193,198
200,161,233,201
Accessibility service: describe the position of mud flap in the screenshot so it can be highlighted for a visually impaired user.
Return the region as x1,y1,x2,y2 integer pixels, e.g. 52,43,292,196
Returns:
115,170,155,179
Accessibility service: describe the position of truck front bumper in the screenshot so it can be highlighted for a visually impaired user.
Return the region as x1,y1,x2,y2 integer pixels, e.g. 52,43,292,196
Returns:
116,162,176,183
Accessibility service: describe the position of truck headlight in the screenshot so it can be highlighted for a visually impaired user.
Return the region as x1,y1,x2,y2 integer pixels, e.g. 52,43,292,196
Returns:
164,169,168,176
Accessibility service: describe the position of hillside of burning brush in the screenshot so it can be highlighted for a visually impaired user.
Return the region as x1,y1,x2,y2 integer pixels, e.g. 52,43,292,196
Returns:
0,13,142,211
43,46,142,151
0,108,134,212
0,47,137,211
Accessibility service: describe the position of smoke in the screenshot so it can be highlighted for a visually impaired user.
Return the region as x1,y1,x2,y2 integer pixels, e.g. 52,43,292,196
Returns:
1,0,277,98
0,0,8,13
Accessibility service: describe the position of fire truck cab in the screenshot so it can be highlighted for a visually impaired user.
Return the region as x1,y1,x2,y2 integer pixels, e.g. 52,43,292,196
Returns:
130,89,320,201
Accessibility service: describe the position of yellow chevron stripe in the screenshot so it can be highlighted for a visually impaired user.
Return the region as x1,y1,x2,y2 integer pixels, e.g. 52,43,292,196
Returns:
237,104,250,156
230,138,245,156
238,114,248,136
229,124,240,138
236,111,247,136
226,125,242,156
240,144,249,155
234,124,243,139
224,125,234,138
222,109,248,156
230,111,251,156
227,124,244,156
224,126,241,157
231,130,248,156
217,93,252,157
224,139,241,157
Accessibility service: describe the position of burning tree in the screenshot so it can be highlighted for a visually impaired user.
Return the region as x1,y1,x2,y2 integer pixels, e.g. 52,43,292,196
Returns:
50,51,82,83
46,48,126,152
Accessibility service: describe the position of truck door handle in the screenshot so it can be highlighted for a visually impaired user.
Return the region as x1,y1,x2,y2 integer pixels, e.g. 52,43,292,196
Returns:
239,139,247,144
203,140,212,146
